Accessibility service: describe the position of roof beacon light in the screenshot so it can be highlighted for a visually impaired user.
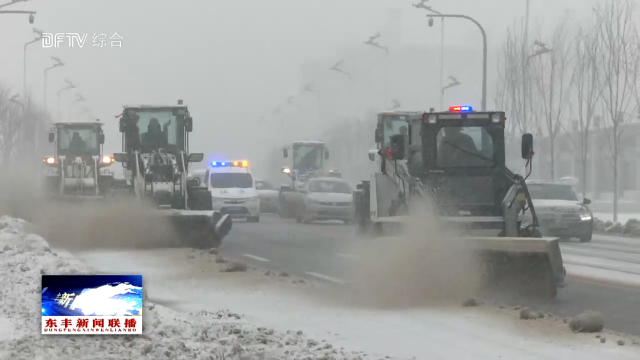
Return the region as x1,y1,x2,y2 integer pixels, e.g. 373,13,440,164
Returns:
449,105,473,112
211,160,248,167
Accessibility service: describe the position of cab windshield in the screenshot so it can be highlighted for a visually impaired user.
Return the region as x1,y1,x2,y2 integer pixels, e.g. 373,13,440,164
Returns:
308,180,352,194
436,126,494,167
57,126,100,155
293,144,323,172
210,173,253,189
126,108,179,152
381,116,410,148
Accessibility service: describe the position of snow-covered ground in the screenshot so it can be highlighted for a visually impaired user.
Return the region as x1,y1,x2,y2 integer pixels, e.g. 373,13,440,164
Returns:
593,212,640,224
1,215,640,360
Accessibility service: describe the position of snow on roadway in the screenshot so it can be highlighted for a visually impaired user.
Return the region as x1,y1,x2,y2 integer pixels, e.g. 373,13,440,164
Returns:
74,242,640,359
0,216,366,360
593,212,640,224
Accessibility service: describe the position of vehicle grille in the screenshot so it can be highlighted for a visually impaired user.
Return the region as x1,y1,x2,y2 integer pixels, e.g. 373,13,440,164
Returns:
320,202,351,206
538,213,581,222
223,199,247,204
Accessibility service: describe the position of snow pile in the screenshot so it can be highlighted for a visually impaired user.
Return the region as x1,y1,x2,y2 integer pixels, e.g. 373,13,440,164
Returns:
0,216,367,360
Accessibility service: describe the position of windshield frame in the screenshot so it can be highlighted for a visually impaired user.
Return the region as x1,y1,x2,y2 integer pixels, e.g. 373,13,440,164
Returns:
209,172,254,189
308,179,352,194
528,183,579,201
420,122,505,172
292,143,324,172
56,125,101,156
122,106,187,153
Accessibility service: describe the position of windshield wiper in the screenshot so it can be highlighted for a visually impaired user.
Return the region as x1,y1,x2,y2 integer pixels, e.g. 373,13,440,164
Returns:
442,140,494,164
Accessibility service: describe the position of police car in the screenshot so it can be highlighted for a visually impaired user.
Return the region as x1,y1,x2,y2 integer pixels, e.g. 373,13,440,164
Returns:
193,160,260,222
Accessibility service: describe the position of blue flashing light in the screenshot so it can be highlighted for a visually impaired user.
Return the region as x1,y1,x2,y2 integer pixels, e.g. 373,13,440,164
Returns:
210,160,248,167
449,105,473,112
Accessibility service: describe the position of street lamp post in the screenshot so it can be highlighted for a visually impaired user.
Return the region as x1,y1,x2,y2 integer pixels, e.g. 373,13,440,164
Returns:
428,14,488,111
57,79,75,121
0,10,35,23
24,28,43,99
412,1,446,110
0,0,29,9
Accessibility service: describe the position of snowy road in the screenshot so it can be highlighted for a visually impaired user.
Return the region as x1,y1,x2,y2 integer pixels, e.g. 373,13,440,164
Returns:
216,214,640,335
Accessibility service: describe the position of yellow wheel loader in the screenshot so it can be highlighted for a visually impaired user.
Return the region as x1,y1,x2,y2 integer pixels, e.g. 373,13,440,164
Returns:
353,106,566,299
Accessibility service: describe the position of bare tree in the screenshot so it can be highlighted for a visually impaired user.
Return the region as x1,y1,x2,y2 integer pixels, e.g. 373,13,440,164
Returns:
593,0,640,222
530,16,574,180
569,23,601,199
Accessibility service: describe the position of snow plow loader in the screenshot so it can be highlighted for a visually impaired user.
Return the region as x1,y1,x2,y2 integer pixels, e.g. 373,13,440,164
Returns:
278,141,332,218
42,121,115,202
353,107,566,298
112,101,232,249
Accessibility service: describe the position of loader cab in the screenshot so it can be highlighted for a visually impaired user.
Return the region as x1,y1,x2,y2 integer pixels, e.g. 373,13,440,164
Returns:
49,122,104,158
374,111,423,172
419,107,510,217
116,102,198,172
284,141,328,175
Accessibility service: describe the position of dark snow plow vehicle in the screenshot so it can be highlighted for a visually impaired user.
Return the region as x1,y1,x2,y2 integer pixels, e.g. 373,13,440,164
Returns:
353,106,566,299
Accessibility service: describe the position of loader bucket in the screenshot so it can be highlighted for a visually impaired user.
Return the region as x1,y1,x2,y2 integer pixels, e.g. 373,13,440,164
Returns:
460,236,565,299
164,210,232,249
373,233,565,300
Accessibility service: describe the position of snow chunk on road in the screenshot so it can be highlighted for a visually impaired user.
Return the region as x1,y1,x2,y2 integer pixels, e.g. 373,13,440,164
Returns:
0,216,365,359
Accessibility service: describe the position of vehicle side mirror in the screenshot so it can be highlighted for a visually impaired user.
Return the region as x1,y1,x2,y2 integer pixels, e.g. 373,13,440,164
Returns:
368,149,377,161
390,134,405,160
48,132,55,143
113,153,128,162
185,117,193,132
324,150,329,160
583,198,591,205
187,177,201,187
283,149,288,158
521,133,534,159
98,133,105,144
188,153,204,162
375,128,382,143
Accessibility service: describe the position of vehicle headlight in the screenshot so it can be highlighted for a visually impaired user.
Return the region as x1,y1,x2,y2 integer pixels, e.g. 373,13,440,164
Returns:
579,206,592,220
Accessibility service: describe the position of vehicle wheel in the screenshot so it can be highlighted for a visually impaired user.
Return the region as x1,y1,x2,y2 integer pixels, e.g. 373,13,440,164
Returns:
247,216,260,223
579,232,592,243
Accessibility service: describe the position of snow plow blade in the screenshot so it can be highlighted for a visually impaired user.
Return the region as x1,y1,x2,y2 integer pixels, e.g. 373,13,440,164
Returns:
163,210,232,249
376,235,565,299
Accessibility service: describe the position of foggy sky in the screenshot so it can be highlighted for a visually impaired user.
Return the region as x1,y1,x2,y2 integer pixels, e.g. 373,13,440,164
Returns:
0,0,614,168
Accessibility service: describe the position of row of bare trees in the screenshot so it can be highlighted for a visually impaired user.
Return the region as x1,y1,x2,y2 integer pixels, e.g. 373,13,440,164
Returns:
495,0,640,220
0,82,52,166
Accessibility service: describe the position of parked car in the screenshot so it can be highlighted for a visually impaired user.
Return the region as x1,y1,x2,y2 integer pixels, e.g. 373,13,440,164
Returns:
526,180,593,242
256,180,279,213
296,177,354,224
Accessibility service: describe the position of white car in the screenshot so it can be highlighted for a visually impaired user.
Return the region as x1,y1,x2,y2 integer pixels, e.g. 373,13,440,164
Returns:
201,160,260,222
296,177,354,224
255,180,279,213
526,180,593,242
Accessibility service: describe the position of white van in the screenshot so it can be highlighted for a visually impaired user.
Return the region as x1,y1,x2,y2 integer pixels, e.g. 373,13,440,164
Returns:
192,160,260,222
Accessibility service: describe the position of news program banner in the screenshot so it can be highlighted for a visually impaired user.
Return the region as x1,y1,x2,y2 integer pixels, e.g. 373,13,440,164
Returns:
42,275,143,335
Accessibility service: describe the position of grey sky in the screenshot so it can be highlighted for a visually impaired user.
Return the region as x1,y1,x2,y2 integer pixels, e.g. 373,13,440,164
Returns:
0,0,614,164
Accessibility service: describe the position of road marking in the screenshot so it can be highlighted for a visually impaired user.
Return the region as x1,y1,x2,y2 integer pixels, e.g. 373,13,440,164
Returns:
304,271,346,285
242,254,271,262
336,253,358,260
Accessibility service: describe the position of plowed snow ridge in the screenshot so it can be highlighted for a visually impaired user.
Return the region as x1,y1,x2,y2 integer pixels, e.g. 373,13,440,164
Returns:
0,216,365,360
